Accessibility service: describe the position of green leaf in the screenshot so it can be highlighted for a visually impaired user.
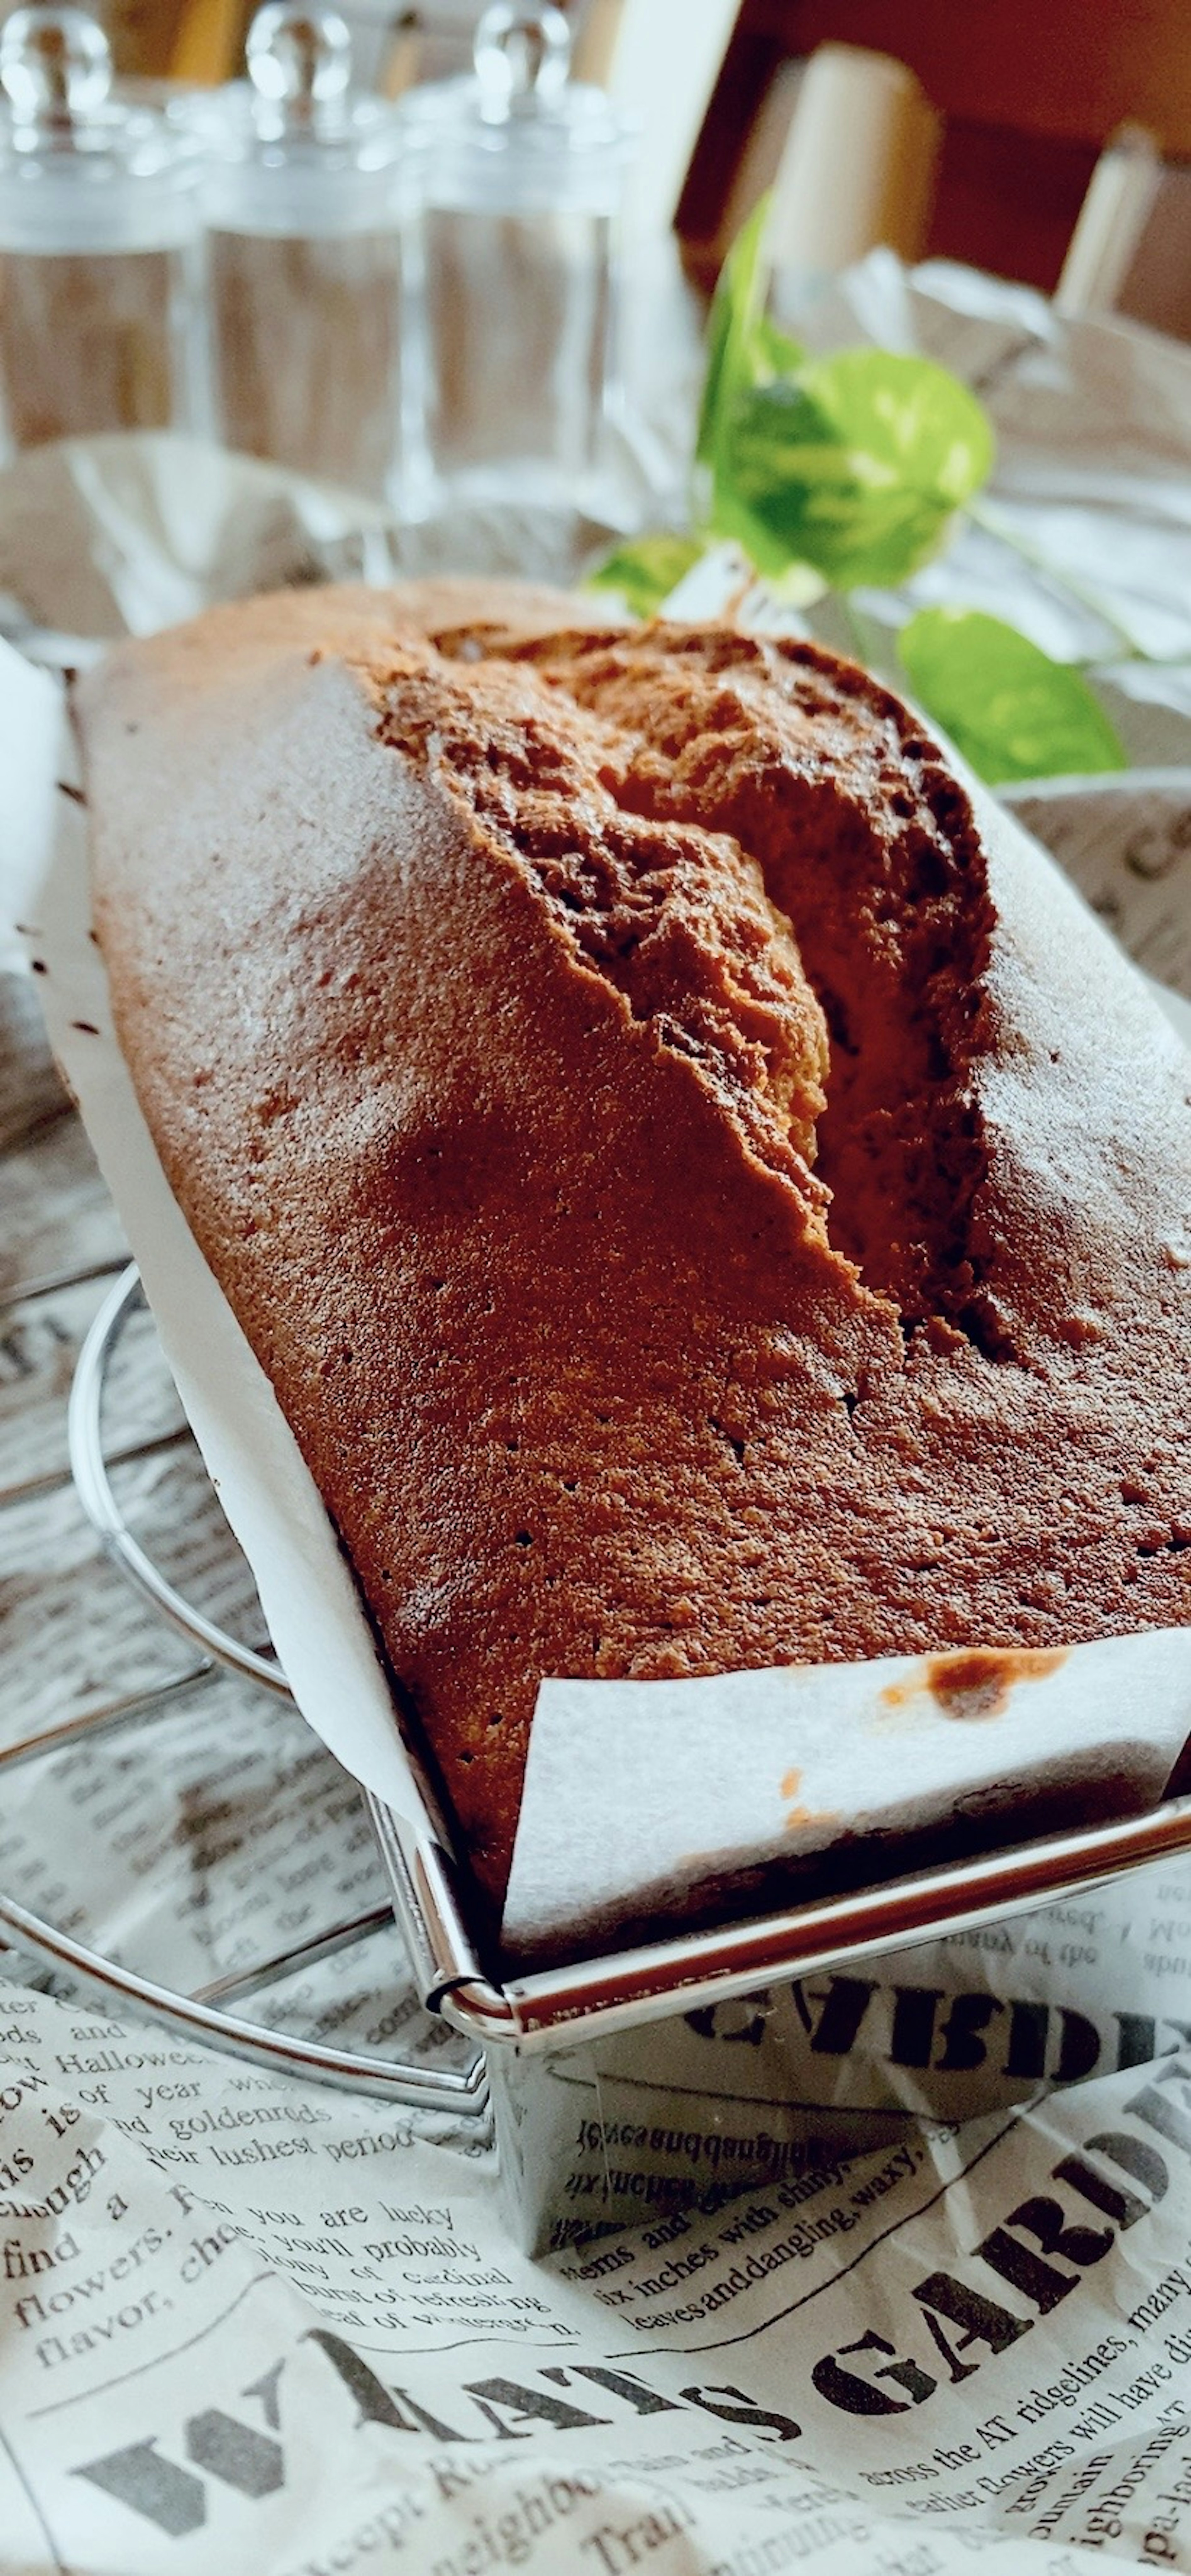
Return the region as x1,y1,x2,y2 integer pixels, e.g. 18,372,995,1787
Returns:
897,607,1128,785
585,533,705,620
717,349,995,591
696,196,787,474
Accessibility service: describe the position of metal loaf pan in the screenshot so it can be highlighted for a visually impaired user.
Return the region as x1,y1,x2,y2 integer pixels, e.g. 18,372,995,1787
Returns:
369,1788,1191,2052
68,1264,1191,2250
368,1790,1191,2252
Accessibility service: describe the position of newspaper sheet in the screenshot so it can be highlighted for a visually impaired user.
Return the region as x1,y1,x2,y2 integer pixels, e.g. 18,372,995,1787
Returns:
4,259,1191,2571
8,1970,1191,2570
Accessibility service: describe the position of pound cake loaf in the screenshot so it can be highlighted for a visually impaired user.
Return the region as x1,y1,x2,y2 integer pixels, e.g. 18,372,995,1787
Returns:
78,580,1191,1925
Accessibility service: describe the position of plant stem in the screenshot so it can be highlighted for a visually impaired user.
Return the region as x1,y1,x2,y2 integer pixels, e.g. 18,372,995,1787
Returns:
839,594,872,665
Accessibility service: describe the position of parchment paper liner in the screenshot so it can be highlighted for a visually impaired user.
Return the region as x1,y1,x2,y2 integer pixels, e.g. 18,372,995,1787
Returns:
10,638,1191,1973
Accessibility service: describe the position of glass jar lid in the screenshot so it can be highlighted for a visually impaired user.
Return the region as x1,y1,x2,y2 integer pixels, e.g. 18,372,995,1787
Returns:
197,2,408,239
0,5,203,252
400,1,632,218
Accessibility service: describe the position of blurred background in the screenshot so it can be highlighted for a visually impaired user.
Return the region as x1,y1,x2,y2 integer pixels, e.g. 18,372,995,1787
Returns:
81,0,1191,317
2,0,1189,548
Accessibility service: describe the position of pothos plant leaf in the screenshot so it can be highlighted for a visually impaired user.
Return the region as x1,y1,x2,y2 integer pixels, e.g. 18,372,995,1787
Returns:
714,348,996,591
898,607,1128,785
585,533,705,619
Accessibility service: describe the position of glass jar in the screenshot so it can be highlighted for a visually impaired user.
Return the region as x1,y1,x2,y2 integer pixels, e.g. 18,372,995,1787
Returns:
0,5,209,452
400,1,633,516
200,3,408,500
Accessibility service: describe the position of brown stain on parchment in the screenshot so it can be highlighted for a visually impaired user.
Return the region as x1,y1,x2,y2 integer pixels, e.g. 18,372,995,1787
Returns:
780,1764,838,1831
881,1645,1069,1724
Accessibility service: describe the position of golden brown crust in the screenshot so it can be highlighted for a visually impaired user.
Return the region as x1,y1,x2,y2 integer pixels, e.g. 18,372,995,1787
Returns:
78,581,1191,1930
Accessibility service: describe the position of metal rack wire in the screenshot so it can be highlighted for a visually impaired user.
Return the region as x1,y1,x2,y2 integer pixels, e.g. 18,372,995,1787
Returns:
0,1246,487,2115
18,1243,1191,2068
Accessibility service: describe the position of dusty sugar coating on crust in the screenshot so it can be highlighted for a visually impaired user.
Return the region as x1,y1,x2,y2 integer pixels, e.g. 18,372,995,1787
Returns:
78,588,1191,1935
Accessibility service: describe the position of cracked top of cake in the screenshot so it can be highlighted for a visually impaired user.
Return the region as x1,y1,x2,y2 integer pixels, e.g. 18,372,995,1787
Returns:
78,579,1191,1927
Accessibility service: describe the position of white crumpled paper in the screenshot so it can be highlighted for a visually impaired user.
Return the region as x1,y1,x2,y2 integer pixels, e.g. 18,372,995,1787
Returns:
783,250,1191,764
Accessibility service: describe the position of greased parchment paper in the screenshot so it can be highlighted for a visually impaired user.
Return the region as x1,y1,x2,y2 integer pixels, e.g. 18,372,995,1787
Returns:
7,262,1191,2574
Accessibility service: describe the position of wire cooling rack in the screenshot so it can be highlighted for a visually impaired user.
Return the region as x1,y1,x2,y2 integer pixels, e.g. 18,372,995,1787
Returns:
10,980,1191,2086
0,1137,487,2116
